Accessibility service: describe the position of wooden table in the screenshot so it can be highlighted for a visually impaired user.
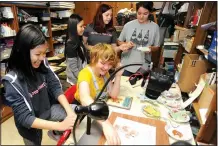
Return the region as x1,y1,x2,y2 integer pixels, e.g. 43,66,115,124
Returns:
65,76,196,145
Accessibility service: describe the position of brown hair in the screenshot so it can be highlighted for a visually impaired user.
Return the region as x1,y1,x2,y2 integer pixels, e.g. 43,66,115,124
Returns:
89,43,118,68
93,4,115,33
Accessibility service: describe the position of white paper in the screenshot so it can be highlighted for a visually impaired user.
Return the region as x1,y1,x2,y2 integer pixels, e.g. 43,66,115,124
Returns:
199,108,208,124
106,117,156,145
182,77,206,109
137,46,151,52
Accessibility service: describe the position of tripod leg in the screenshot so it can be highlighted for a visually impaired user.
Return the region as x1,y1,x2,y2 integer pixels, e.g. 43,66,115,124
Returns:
86,117,91,135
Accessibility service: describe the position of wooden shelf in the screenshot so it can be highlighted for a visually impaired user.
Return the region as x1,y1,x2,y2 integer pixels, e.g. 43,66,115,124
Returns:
198,49,209,56
0,3,13,7
52,28,67,31
18,21,49,24
0,36,15,39
0,18,14,21
49,7,72,11
15,4,48,9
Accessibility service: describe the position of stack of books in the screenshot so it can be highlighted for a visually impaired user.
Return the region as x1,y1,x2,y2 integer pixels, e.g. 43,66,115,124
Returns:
49,2,75,9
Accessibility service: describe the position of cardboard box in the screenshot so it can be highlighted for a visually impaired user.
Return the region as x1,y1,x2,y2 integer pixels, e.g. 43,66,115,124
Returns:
173,26,194,42
178,54,208,92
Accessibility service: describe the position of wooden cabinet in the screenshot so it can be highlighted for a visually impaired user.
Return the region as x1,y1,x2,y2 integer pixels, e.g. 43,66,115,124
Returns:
74,2,100,25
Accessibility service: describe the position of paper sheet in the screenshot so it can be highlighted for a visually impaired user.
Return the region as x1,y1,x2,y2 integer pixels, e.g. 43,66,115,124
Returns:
182,77,206,109
106,117,156,145
199,108,208,124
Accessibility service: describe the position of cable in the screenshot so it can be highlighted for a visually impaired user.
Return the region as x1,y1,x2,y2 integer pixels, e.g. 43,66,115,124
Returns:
72,115,81,145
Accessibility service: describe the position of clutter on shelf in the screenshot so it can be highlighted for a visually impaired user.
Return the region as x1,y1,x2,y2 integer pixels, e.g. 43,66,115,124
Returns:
49,2,75,9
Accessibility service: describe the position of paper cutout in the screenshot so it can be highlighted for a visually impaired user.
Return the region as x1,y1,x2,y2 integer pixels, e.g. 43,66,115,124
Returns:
181,77,206,109
109,117,156,145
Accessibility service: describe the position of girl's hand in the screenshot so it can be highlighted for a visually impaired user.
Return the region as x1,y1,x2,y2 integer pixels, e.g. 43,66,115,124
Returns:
119,41,134,52
127,41,134,48
102,121,121,145
58,115,76,131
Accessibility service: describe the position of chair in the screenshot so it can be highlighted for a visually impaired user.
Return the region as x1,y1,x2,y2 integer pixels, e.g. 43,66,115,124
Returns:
64,85,77,104
57,85,76,146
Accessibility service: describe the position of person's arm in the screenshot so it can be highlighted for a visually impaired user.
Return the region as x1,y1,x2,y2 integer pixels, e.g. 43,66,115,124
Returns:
44,59,75,116
79,81,94,106
2,80,75,131
57,94,75,116
107,63,124,98
117,26,134,50
83,25,94,50
83,36,93,50
31,115,75,131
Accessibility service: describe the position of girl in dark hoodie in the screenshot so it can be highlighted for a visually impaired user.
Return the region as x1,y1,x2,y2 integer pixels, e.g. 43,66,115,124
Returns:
2,24,77,145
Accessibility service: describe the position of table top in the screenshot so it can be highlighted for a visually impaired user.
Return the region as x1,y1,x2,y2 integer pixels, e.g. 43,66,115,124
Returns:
65,76,196,145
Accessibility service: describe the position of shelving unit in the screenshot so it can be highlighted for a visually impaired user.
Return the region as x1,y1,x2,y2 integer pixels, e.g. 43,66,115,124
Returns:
0,3,17,123
174,1,217,67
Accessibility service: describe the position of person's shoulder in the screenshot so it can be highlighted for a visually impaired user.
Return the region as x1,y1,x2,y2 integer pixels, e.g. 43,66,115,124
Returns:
78,66,93,82
125,19,138,26
2,70,17,82
85,23,94,30
150,21,159,28
79,66,91,76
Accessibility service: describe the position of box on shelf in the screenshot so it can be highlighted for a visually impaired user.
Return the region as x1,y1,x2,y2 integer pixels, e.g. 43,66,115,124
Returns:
56,10,73,18
165,62,174,71
183,37,194,53
178,54,209,93
173,25,194,42
162,42,179,58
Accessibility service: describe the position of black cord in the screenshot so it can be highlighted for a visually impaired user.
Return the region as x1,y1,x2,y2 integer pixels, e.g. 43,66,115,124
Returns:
73,115,81,145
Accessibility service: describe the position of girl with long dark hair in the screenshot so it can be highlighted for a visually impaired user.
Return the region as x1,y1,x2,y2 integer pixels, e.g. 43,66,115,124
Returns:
65,14,88,85
2,24,77,145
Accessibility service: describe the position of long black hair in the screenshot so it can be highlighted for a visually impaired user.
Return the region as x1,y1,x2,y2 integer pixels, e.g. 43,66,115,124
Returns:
93,4,115,33
65,14,87,63
6,24,47,80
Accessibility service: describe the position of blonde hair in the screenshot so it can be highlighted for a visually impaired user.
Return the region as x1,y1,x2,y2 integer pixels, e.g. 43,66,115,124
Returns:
89,43,118,68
